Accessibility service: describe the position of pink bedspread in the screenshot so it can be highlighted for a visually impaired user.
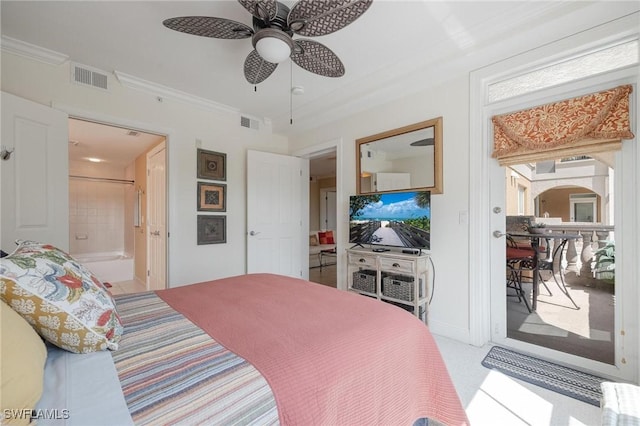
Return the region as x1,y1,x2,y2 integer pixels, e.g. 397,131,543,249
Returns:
158,273,468,425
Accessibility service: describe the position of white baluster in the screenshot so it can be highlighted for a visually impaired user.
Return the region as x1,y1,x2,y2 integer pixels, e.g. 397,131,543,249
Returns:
565,235,579,273
580,230,595,277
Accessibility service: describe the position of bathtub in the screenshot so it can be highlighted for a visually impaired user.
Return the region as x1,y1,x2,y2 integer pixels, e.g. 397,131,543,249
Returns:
71,252,134,284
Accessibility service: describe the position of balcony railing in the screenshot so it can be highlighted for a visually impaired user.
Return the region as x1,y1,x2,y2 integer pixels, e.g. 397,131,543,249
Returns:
545,224,614,278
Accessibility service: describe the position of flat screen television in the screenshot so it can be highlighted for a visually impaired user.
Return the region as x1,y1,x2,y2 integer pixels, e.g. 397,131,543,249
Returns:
349,190,431,251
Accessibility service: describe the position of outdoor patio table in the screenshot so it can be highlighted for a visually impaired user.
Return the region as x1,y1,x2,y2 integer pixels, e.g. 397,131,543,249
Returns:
507,232,582,311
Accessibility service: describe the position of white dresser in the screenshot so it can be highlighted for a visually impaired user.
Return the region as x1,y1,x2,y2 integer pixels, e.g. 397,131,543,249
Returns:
346,248,430,322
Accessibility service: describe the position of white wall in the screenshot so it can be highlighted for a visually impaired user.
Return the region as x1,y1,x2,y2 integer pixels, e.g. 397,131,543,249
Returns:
1,52,288,287
288,77,472,341
393,150,435,187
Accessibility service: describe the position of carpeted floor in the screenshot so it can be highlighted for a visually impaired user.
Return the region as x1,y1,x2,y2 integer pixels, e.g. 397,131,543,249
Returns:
434,335,602,425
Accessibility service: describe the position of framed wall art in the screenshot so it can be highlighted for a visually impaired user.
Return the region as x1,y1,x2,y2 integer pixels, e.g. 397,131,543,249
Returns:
197,182,226,212
197,215,226,245
197,148,226,181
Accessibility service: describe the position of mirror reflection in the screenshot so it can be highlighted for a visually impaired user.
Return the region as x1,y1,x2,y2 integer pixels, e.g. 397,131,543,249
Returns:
356,117,443,194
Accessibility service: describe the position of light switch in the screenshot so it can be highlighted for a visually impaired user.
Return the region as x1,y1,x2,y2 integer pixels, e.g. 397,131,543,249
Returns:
459,210,468,224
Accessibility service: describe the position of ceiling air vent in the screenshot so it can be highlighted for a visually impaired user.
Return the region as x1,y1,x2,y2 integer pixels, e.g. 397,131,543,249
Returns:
240,116,259,130
70,62,109,91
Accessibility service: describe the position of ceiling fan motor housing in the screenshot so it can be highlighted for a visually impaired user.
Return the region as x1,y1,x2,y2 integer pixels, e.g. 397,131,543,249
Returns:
252,1,292,34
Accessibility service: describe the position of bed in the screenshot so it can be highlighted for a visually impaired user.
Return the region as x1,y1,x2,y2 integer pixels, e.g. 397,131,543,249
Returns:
1,241,468,426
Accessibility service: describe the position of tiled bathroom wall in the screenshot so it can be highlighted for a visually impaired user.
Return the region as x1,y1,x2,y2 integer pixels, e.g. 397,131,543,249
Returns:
69,161,133,256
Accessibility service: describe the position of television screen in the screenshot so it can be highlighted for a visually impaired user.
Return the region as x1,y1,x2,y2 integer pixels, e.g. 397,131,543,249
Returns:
349,191,431,250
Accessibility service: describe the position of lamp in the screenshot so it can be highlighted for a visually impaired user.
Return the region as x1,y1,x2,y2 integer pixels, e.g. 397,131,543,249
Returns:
252,28,294,64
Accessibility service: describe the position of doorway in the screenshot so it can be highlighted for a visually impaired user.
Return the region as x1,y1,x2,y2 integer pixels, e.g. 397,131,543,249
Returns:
504,158,615,365
570,194,598,222
68,118,167,294
308,152,338,287
470,28,638,381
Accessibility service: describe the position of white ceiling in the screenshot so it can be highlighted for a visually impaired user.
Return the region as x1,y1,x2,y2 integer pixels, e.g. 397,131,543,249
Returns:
1,1,638,140
68,119,165,167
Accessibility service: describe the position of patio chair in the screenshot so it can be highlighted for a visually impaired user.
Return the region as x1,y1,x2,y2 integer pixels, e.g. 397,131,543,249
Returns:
506,245,533,313
509,235,579,310
506,233,559,313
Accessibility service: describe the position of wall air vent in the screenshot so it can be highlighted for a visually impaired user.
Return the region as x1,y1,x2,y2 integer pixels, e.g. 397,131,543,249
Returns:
240,116,259,130
70,62,109,91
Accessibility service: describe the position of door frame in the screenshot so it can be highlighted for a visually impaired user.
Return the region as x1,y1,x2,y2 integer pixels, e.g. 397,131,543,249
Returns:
469,26,638,381
293,138,344,288
51,103,172,288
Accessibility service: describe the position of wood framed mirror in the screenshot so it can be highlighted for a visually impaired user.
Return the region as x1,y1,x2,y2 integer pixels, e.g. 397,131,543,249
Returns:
356,117,443,194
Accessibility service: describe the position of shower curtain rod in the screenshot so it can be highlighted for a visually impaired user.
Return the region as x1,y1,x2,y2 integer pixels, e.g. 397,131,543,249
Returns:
69,175,134,185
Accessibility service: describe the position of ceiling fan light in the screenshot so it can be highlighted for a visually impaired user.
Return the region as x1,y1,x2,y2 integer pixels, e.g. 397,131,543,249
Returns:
253,28,293,64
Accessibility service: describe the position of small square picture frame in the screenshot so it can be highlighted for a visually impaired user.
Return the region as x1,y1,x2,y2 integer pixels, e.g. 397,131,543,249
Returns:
197,148,226,181
197,215,226,245
197,182,226,212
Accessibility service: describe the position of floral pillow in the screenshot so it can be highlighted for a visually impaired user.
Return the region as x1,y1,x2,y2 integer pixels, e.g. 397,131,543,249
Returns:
0,240,123,353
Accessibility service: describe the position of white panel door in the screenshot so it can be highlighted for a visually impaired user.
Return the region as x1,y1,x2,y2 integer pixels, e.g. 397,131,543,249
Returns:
247,150,307,277
320,189,337,231
147,142,166,290
1,92,69,252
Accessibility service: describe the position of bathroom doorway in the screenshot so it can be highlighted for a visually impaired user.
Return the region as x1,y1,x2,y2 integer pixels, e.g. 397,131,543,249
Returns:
68,118,166,294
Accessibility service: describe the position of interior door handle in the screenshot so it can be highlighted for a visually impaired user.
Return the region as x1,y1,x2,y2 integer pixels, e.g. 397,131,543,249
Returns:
493,230,505,238
249,230,260,236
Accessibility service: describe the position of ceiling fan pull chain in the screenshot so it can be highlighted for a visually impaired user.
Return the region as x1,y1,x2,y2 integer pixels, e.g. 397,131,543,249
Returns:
254,85,257,92
290,60,293,125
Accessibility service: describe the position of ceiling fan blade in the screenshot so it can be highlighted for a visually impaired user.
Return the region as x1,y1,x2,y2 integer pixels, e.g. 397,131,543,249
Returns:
244,50,278,84
237,0,278,22
288,0,373,37
163,16,253,39
291,40,344,78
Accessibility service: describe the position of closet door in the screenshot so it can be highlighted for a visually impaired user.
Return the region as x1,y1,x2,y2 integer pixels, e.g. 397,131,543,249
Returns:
1,92,69,251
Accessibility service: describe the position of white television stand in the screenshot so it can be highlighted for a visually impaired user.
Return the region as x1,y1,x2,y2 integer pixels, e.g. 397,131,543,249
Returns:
346,247,430,323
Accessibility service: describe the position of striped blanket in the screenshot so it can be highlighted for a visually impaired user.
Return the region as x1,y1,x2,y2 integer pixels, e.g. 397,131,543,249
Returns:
112,292,278,425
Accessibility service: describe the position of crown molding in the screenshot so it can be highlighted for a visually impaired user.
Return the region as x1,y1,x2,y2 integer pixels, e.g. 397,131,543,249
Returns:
114,71,240,116
0,35,68,65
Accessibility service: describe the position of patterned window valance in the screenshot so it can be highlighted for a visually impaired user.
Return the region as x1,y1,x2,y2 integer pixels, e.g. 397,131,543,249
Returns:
492,85,635,166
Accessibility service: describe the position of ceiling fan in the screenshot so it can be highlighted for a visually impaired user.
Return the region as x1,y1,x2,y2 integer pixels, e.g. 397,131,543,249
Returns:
163,0,373,85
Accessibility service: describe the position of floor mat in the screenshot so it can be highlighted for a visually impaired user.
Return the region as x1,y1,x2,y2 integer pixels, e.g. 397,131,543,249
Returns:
481,346,605,406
